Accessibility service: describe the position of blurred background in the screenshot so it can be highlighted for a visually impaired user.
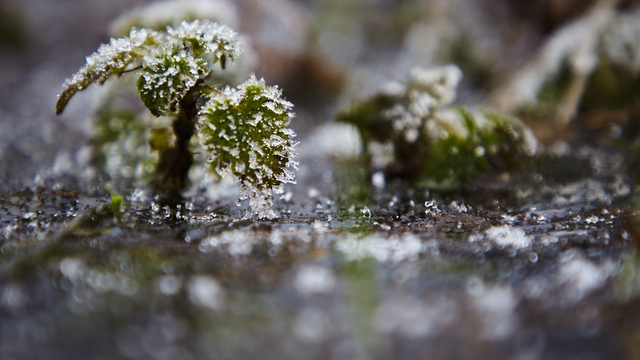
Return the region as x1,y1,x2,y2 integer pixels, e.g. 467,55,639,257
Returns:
2,1,640,360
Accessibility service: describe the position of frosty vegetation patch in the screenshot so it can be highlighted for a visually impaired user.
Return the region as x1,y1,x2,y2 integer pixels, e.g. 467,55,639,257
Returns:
56,20,297,218
337,65,538,189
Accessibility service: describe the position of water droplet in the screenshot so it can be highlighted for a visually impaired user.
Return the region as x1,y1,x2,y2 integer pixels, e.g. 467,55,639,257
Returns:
372,171,385,189
158,275,181,296
294,265,336,295
187,276,223,310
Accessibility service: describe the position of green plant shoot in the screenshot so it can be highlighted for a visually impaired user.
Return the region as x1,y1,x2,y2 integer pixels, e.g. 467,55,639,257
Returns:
56,20,297,218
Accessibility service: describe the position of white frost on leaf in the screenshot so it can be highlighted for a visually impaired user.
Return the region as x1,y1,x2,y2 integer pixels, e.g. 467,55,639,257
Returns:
59,19,296,218
137,20,240,116
167,20,241,60
138,49,207,116
197,75,297,219
65,28,156,89
350,64,536,177
58,20,240,117
56,28,158,114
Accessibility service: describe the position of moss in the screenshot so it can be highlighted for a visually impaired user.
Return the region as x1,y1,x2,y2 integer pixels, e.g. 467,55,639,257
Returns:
56,21,296,217
337,67,536,191
420,131,487,189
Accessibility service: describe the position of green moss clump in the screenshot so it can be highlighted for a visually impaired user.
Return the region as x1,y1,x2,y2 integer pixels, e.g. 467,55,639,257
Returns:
337,65,537,190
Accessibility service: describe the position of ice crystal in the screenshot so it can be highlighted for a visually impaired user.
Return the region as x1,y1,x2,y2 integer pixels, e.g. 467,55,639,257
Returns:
167,20,240,60
108,1,253,87
56,28,158,114
378,65,462,144
197,75,297,219
138,51,207,116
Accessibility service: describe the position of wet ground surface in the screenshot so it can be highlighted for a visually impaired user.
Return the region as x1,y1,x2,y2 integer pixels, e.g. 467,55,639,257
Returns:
1,142,640,360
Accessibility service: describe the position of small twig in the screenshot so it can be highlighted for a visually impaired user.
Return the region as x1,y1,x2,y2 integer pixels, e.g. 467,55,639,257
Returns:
119,65,143,76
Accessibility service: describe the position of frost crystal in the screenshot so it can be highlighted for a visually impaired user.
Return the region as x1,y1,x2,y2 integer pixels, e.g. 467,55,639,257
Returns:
138,20,240,116
197,75,297,219
167,20,240,60
138,50,207,116
379,65,462,145
57,20,240,117
56,28,158,114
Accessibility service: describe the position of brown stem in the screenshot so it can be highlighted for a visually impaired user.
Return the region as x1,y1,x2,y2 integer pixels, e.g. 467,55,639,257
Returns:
152,85,203,206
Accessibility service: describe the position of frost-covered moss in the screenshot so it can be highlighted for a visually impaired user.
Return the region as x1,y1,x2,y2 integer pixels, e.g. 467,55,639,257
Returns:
55,28,158,115
337,65,537,189
57,21,241,117
197,76,298,219
57,20,296,218
90,4,257,192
